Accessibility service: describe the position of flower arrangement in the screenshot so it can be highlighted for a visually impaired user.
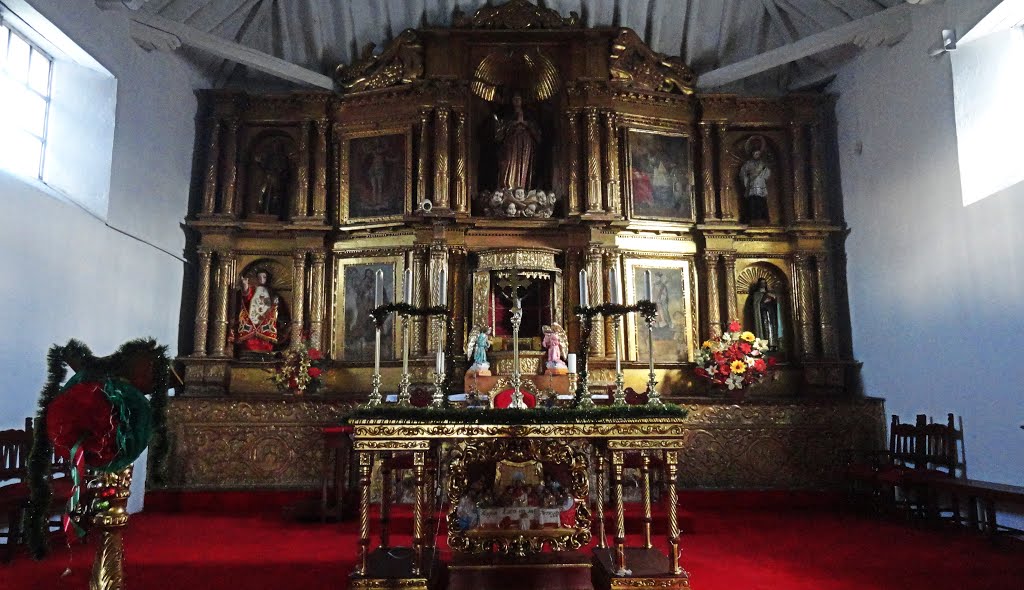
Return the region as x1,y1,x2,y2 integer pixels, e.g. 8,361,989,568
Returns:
272,345,325,394
695,320,776,390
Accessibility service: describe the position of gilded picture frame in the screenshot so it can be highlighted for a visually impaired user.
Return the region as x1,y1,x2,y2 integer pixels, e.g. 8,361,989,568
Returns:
623,128,696,223
623,258,696,363
331,255,405,361
339,128,413,225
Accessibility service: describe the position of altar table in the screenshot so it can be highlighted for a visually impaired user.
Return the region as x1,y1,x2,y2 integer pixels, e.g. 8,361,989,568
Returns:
348,416,692,590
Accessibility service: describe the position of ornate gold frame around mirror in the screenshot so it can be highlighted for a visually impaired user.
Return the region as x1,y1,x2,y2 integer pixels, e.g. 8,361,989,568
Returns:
446,438,591,557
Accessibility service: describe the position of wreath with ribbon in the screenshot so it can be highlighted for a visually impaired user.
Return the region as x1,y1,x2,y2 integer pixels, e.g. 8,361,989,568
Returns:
26,339,169,559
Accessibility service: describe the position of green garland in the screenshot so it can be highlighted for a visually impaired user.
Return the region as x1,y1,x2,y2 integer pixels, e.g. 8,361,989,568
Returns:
26,338,169,559
343,403,687,425
572,300,657,403
370,303,457,403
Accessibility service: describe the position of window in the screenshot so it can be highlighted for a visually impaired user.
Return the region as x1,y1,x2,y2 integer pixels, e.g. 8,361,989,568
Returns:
0,18,53,179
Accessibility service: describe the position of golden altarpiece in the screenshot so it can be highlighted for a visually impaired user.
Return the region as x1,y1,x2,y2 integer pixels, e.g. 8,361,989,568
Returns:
170,1,881,587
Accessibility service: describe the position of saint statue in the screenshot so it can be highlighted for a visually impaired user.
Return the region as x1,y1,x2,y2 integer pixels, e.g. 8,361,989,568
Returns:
541,324,568,375
466,325,493,376
495,92,541,190
236,269,285,353
749,278,780,350
739,136,771,224
253,140,293,217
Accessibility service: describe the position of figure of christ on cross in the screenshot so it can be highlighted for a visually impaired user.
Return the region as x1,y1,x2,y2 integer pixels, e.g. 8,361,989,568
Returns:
497,269,532,409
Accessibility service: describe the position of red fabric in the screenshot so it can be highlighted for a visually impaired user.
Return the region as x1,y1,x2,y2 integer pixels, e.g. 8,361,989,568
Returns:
46,381,119,468
492,388,536,408
321,426,353,435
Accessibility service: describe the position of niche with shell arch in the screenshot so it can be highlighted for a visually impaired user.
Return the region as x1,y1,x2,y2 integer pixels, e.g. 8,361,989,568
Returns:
729,134,782,226
232,258,293,356
736,262,789,356
244,132,297,219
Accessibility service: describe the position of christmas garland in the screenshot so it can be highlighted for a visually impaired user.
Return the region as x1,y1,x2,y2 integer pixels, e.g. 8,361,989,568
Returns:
572,300,658,404
369,303,457,403
26,338,169,559
343,403,687,425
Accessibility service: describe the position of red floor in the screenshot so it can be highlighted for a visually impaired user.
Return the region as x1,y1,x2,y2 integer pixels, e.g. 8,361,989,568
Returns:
3,505,1023,590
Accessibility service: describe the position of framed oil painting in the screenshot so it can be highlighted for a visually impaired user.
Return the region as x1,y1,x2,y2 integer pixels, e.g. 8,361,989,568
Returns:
625,129,694,222
340,129,412,224
332,256,404,361
623,259,695,363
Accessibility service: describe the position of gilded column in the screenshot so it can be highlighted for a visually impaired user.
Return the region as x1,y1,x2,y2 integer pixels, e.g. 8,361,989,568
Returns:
453,110,468,213
586,247,605,355
290,251,307,351
612,450,628,575
356,452,372,576
717,125,736,221
584,108,604,213
220,118,240,216
312,119,328,220
809,122,827,221
699,122,717,220
790,122,808,222
816,252,838,358
603,250,622,354
666,450,682,575
428,243,449,354
565,110,580,214
603,111,621,215
793,252,816,360
292,120,311,219
412,248,427,355
722,253,738,324
200,117,220,216
210,250,235,357
433,107,450,210
472,270,490,333
412,451,426,576
308,250,326,350
641,453,653,549
703,252,721,337
191,248,213,357
417,109,432,207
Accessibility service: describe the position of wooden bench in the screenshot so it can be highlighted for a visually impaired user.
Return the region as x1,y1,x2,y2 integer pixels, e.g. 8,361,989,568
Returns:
930,478,1024,537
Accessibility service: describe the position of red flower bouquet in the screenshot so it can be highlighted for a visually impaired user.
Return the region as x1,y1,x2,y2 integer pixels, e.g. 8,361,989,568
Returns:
272,344,327,394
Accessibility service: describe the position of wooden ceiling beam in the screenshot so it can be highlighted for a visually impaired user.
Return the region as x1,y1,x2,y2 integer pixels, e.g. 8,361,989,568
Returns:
697,2,912,89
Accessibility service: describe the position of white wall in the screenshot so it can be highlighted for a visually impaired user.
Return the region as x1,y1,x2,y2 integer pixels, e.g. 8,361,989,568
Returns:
0,1,198,509
831,3,1024,490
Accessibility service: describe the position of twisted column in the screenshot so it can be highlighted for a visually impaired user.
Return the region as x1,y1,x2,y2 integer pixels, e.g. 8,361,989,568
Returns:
612,450,629,575
453,110,468,213
220,118,239,216
312,119,328,220
210,251,235,357
703,252,721,337
292,120,310,219
794,252,817,360
717,124,736,220
816,252,838,358
722,253,738,324
357,452,372,576
565,110,580,214
642,453,653,549
308,251,326,350
433,108,450,209
699,122,717,220
595,448,607,548
790,122,808,222
412,451,426,576
200,117,220,216
584,108,603,213
666,450,682,575
604,111,621,215
290,251,307,350
191,248,213,356
585,247,605,355
809,122,827,221
417,109,432,207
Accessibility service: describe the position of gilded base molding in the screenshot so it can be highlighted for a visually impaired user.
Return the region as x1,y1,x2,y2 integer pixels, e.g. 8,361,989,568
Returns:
162,397,883,490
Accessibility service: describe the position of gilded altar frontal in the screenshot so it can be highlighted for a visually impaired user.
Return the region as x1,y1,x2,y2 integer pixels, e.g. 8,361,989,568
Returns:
174,0,878,492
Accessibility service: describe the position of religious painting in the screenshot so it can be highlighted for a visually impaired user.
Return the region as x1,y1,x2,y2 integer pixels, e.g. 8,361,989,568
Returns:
340,130,411,224
332,256,403,361
623,259,695,363
626,129,694,222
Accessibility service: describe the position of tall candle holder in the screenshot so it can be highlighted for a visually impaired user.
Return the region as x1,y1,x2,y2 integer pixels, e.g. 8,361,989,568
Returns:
574,309,595,409
612,315,626,406
398,313,412,406
498,269,531,410
644,311,662,405
368,269,385,407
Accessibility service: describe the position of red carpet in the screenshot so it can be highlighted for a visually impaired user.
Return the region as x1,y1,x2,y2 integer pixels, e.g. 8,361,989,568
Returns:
3,503,1023,589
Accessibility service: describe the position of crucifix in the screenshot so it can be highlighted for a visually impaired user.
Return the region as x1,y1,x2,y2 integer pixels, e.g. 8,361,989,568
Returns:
497,269,531,409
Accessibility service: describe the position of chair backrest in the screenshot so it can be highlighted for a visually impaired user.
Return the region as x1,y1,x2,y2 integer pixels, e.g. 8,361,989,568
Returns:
888,414,921,467
0,417,33,483
919,413,965,478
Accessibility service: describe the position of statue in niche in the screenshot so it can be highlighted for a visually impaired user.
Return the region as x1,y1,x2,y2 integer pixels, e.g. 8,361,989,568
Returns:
465,325,493,376
235,268,287,354
251,138,294,217
495,91,541,190
738,135,772,225
749,278,781,351
541,324,568,375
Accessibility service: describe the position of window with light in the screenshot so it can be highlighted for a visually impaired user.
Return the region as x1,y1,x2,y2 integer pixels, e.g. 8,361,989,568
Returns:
0,18,53,180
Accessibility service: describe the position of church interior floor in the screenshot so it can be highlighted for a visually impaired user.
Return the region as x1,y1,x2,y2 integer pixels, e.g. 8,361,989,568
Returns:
3,503,1023,590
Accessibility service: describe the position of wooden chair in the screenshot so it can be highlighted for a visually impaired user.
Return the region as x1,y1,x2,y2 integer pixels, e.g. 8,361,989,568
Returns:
846,414,922,513
1,418,33,562
320,425,354,522
901,413,965,524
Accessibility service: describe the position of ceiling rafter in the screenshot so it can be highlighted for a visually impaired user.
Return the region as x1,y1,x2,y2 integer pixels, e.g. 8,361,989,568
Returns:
214,0,271,86
185,0,254,32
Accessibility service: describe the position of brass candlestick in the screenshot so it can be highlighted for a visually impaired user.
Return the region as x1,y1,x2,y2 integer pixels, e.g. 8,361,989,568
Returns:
612,315,626,406
398,313,411,405
644,312,662,406
368,323,383,406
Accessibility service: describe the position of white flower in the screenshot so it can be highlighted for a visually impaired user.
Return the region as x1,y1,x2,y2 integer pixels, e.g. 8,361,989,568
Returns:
721,332,732,342
726,373,744,390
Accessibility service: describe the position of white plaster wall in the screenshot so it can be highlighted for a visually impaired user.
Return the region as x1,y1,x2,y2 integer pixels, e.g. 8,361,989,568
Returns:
0,2,198,509
830,4,1024,489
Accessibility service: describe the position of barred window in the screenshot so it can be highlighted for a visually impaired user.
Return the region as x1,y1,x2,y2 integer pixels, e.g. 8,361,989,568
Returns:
0,19,53,180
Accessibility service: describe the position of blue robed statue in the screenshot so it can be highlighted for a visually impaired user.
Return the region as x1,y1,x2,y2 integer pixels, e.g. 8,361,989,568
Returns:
466,325,493,376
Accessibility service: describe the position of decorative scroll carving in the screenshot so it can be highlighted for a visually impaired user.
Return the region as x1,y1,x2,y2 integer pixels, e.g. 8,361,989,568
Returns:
454,0,579,30
334,29,424,93
476,248,559,272
609,29,696,95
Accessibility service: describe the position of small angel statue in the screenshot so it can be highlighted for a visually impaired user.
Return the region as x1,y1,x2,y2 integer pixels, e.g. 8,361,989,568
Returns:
466,325,493,376
541,324,568,375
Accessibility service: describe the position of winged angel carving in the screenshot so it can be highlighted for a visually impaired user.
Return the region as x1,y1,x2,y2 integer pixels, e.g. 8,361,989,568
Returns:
465,324,493,376
542,323,568,372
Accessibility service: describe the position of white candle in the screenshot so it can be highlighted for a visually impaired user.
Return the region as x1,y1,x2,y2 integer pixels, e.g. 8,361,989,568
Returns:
374,269,384,307
436,350,445,374
579,269,589,307
609,267,621,304
645,269,653,302
438,267,447,307
403,268,413,304
567,353,577,374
